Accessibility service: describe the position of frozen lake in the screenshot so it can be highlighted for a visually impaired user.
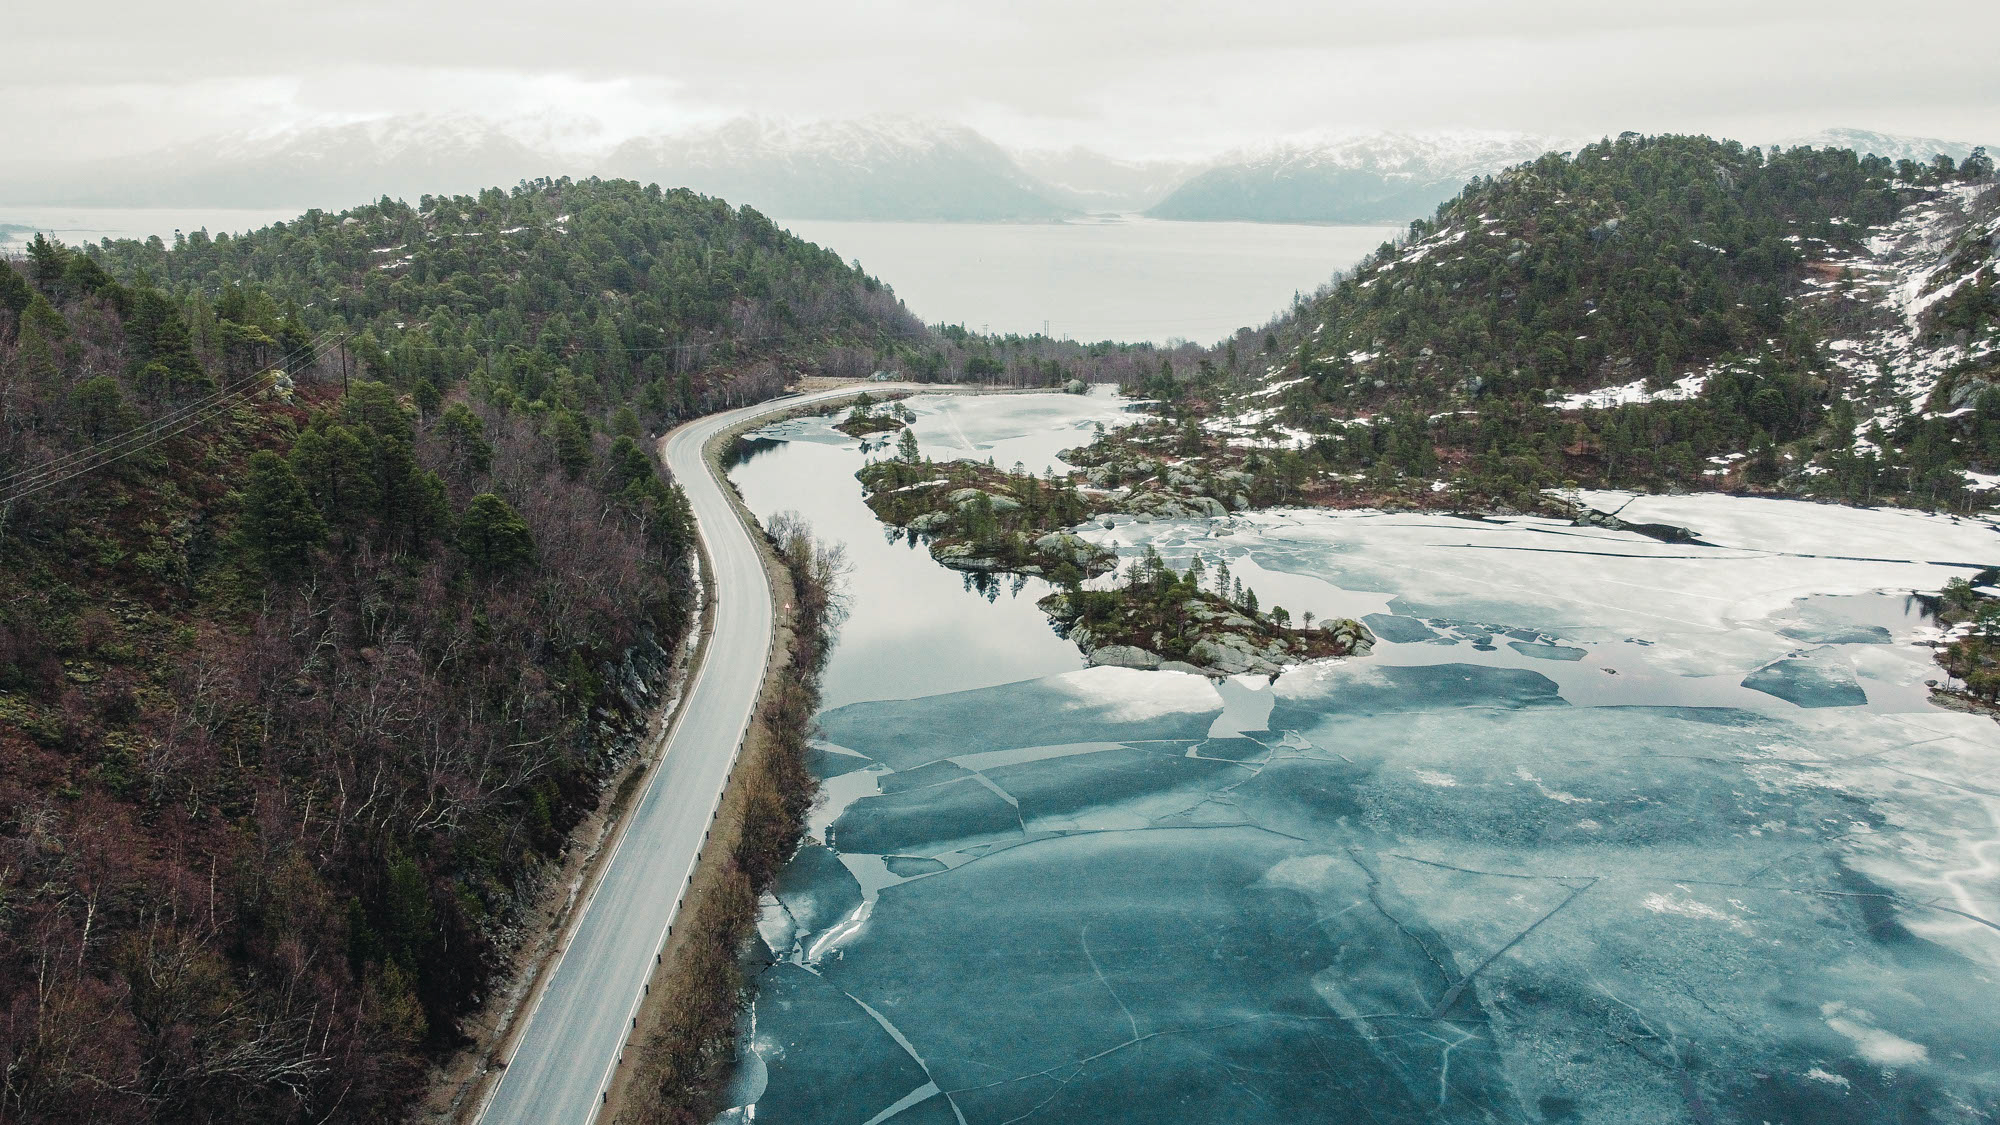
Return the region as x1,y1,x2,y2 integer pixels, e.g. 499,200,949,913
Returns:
726,392,2000,1124
774,217,1399,346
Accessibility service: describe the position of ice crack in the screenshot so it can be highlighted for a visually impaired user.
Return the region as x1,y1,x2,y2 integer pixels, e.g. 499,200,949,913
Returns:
1080,924,1139,1040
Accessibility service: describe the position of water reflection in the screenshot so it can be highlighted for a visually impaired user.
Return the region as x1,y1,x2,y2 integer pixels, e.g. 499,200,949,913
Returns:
726,390,1136,708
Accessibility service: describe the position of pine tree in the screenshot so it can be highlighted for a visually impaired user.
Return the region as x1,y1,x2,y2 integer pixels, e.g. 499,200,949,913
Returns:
25,234,66,291
13,300,64,390
438,402,492,476
0,263,32,323
610,405,643,441
70,376,135,441
458,493,535,574
240,451,327,577
549,411,591,478
126,287,209,395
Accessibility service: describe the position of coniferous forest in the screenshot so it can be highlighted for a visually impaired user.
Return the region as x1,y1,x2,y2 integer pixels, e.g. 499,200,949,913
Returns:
0,179,927,1123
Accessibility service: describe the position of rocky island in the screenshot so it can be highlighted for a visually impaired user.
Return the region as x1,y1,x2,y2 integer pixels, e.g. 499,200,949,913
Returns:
857,453,1373,675
833,394,914,438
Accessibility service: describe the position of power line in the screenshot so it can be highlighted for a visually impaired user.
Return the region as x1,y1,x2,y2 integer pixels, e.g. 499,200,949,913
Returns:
0,328,336,492
0,357,311,506
1,332,339,506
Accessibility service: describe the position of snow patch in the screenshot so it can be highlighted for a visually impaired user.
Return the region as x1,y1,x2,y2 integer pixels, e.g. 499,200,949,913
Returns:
1640,891,1752,932
1822,1002,1928,1067
1552,371,1708,411
1050,665,1222,720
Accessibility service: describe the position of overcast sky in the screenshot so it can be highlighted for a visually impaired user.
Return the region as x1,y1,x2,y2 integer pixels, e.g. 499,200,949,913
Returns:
7,0,1996,163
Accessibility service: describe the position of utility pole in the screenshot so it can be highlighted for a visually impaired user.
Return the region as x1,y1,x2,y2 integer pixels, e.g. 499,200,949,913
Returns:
340,332,350,392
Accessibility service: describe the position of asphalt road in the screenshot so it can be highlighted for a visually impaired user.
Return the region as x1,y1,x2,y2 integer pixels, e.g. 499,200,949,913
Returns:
479,386,891,1125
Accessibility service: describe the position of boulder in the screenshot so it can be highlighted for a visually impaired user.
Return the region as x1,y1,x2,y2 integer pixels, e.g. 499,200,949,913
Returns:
1033,531,1102,569
1157,661,1210,676
1190,496,1228,518
909,511,952,534
947,487,985,505
1089,645,1164,670
1190,635,1268,675
935,544,1003,571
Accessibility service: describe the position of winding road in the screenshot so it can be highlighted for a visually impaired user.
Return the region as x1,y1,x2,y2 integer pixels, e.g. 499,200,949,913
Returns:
479,385,896,1125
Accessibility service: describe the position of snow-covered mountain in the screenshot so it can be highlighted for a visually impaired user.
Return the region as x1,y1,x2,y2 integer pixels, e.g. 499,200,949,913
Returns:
1008,148,1201,213
1145,131,1563,223
1777,128,1986,165
4,116,1988,227
0,115,576,209
604,117,1074,221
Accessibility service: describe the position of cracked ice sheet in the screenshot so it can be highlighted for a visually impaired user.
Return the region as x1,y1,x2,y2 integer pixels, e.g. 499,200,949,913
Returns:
742,495,2000,1124
1092,504,1987,693
1576,490,2000,562
897,387,1139,473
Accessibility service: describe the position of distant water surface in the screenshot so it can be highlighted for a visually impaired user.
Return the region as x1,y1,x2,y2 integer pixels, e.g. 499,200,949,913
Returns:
0,206,308,250
1,206,1397,350
777,215,1399,345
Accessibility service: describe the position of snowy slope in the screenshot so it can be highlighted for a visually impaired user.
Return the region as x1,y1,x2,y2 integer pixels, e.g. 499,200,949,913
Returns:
604,116,1073,221
1007,147,1201,213
1146,131,1562,223
0,114,574,208
1777,128,1988,166
1806,181,2000,429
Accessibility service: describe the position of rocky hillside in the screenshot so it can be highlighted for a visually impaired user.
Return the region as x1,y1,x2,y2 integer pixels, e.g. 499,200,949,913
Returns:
1123,134,1997,515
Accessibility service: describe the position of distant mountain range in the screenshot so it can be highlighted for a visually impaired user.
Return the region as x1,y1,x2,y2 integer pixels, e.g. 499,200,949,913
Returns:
601,118,1070,221
1008,148,1201,213
1,116,1986,225
1774,128,1985,165
1,116,568,212
1143,132,1561,223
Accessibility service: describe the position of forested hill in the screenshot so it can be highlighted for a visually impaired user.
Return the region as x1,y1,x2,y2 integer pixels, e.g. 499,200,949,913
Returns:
1130,134,1998,514
83,177,927,419
1271,134,1914,408
0,180,917,1123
